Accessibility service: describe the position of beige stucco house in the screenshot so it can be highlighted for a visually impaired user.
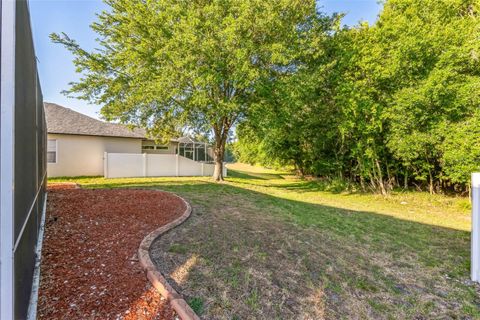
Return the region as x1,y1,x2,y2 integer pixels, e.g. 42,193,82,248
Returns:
45,103,186,177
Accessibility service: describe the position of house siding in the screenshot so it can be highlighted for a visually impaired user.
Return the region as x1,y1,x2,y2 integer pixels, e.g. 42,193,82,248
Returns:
141,140,178,155
47,134,142,177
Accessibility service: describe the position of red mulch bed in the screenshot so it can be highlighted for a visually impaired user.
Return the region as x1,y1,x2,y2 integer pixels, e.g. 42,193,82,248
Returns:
37,187,186,320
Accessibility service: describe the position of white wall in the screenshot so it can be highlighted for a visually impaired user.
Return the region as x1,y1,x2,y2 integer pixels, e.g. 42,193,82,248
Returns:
147,154,177,176
105,153,225,178
47,134,142,177
142,140,177,154
472,173,480,282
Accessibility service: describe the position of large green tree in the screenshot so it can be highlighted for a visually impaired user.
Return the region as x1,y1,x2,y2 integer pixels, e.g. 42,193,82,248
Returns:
237,0,480,194
383,0,480,192
51,0,324,180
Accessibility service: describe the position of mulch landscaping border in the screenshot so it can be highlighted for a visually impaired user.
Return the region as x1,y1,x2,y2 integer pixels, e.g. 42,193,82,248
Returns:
138,193,200,320
38,187,183,319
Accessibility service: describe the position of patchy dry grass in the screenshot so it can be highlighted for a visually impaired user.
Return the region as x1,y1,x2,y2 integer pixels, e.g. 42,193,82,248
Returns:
50,164,480,319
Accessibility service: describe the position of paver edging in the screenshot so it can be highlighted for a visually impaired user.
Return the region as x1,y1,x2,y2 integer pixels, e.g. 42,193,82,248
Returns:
138,192,200,320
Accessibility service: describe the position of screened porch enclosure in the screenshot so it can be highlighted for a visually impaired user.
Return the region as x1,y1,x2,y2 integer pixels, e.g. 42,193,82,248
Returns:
176,136,214,163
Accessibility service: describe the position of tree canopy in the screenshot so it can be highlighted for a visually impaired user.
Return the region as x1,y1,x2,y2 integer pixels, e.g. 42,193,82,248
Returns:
236,0,480,194
51,0,331,180
53,0,480,191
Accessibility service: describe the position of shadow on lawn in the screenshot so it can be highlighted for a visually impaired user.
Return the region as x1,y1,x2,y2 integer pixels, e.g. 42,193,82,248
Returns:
228,169,362,195
227,169,287,180
80,176,478,319
275,179,353,194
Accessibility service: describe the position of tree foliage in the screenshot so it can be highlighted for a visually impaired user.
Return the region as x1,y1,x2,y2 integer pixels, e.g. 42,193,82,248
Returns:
238,0,480,193
52,0,329,180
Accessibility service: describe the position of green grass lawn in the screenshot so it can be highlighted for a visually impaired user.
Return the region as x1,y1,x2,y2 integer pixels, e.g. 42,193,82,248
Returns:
49,163,479,319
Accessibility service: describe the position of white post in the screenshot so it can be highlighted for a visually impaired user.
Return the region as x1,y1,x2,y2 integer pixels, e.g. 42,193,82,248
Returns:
176,154,179,177
103,152,109,178
472,173,480,282
0,1,16,319
223,162,227,177
201,163,204,176
142,153,147,177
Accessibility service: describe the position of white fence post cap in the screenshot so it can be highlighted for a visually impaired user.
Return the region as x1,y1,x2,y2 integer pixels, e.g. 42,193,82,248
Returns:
473,173,480,188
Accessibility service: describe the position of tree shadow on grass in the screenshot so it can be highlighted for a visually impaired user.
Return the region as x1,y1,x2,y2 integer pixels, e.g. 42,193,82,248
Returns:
83,179,477,319
227,169,286,180
265,179,353,194
227,169,363,195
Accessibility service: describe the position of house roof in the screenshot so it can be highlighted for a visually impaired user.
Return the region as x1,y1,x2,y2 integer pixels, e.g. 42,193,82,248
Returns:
173,136,196,143
44,102,146,139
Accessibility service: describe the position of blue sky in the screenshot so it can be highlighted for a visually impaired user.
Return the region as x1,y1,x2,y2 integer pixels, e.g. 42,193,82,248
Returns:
29,0,383,119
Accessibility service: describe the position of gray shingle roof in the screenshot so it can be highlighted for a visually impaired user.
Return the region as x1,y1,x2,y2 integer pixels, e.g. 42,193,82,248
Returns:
44,102,146,139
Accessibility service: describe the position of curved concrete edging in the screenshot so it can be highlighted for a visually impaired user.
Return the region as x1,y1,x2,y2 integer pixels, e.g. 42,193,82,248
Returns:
138,192,200,320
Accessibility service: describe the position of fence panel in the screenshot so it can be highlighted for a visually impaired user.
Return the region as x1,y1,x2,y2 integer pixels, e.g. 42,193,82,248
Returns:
106,153,143,178
178,155,203,176
146,154,177,176
105,153,224,178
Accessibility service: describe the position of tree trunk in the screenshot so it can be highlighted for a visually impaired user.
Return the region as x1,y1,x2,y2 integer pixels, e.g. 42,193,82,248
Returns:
428,168,434,194
375,159,387,196
213,140,226,181
425,155,435,194
212,121,229,181
469,184,472,204
213,157,224,181
358,160,366,191
368,169,376,190
359,174,366,192
212,113,237,181
295,159,305,176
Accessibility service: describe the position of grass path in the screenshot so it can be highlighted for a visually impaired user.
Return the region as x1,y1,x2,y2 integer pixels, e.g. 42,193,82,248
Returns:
50,163,479,319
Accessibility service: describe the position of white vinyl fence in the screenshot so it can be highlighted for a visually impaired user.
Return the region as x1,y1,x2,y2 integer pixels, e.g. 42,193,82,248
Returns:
104,152,226,178
472,173,480,282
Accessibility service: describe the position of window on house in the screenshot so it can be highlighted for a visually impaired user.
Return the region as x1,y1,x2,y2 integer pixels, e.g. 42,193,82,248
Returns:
47,139,57,163
142,144,168,150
